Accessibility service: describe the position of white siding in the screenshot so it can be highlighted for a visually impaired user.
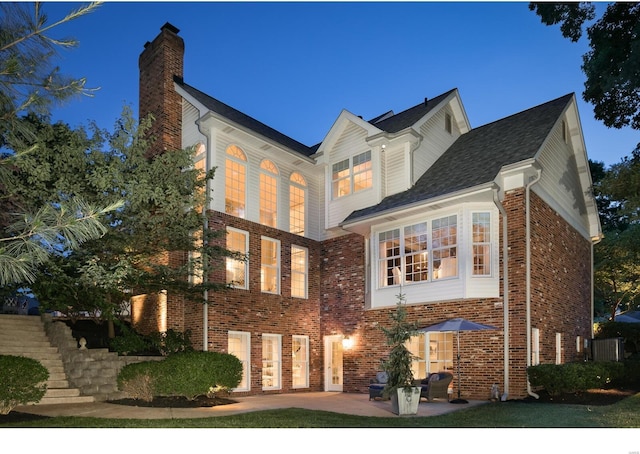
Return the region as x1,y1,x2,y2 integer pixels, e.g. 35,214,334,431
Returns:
384,145,407,196
536,120,591,239
182,101,206,150
326,122,376,229
413,107,460,183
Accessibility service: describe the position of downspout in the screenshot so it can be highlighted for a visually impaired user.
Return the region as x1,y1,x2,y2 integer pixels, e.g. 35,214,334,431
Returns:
526,168,542,399
197,119,210,352
493,187,509,400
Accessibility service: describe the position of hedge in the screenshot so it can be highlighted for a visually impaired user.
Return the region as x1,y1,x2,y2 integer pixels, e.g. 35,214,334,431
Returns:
0,355,49,414
528,361,624,396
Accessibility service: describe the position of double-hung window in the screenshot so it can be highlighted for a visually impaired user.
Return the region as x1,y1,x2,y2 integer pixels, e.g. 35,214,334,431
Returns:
226,228,248,289
262,334,282,390
378,215,458,287
261,237,280,294
291,245,308,299
472,212,491,276
331,150,372,199
228,331,250,391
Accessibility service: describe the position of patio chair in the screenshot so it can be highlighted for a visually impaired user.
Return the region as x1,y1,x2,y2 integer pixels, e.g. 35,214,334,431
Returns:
413,372,453,402
368,371,389,400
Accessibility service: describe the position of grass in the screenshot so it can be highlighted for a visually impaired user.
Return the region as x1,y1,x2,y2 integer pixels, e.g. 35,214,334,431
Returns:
2,393,640,428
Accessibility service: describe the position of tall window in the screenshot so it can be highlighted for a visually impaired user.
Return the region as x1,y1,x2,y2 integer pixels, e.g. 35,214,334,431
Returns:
260,160,278,227
378,214,458,287
291,246,308,299
432,215,457,280
555,332,562,365
472,212,491,276
289,172,306,236
331,150,372,199
226,228,248,289
225,145,246,218
261,237,280,294
228,331,250,391
262,334,282,390
532,327,540,366
407,332,453,378
292,335,309,388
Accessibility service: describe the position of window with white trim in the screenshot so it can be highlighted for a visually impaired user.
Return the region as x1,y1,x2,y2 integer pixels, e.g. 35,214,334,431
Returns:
225,145,246,218
472,212,491,276
378,214,458,287
407,332,454,379
259,159,278,227
555,332,562,365
292,335,309,388
532,327,540,366
262,334,282,390
261,237,280,294
228,331,250,391
291,245,308,299
289,172,306,236
226,228,248,289
331,150,372,199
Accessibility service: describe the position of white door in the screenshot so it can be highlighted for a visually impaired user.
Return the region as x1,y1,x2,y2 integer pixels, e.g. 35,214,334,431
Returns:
324,335,344,392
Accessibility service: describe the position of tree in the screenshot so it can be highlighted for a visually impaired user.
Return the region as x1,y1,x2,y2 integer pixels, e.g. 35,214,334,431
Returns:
0,2,111,286
7,110,238,332
529,2,640,132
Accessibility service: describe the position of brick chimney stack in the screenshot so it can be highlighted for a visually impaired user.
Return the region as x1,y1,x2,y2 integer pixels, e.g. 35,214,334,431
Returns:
138,22,184,157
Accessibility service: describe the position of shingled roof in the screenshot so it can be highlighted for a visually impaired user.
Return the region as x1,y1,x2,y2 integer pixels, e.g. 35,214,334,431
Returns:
343,93,574,224
175,78,317,157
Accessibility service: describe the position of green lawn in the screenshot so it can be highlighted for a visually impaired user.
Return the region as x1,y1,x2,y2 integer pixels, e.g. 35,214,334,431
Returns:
2,393,639,428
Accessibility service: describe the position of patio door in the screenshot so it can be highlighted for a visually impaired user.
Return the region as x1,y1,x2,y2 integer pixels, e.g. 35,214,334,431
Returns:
324,335,343,391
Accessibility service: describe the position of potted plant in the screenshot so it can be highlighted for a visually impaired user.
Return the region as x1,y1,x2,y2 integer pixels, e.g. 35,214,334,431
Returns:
380,292,421,415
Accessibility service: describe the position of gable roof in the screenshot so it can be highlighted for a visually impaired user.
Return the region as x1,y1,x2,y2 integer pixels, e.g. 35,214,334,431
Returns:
175,77,317,157
344,93,574,224
370,89,457,133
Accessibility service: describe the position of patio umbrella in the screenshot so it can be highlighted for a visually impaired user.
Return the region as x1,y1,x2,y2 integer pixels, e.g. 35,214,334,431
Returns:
418,318,497,404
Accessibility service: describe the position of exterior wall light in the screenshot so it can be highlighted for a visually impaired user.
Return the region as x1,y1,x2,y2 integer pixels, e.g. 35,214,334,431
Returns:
342,336,353,349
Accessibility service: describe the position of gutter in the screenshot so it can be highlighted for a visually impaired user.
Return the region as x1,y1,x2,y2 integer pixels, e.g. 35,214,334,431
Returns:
493,187,509,401
525,168,542,399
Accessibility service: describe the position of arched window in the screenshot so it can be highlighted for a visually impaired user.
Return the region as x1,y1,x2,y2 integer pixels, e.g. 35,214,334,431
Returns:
225,145,246,218
289,172,306,236
260,159,279,227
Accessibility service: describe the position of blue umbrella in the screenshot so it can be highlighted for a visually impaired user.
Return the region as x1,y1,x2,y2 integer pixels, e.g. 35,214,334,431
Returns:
419,318,497,404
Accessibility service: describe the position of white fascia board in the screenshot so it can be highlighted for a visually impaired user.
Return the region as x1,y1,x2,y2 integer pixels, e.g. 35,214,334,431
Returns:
315,110,382,164
340,183,495,235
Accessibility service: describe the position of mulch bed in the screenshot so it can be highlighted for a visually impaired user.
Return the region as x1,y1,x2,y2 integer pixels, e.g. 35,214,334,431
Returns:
107,394,236,408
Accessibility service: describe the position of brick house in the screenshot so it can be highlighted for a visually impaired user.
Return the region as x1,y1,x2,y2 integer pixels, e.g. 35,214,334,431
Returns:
133,23,602,400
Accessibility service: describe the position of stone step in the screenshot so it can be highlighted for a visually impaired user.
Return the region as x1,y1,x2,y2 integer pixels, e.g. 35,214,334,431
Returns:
0,345,59,355
37,395,95,405
44,388,81,398
0,338,53,347
47,379,70,388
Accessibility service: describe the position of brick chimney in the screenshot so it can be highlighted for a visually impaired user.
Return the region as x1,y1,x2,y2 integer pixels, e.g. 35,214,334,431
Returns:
138,22,184,157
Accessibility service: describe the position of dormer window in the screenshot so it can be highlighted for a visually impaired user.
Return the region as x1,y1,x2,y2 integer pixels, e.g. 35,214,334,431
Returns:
331,150,372,199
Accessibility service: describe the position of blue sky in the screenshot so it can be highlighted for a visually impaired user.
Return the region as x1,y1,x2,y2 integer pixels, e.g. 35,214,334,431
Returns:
42,1,638,167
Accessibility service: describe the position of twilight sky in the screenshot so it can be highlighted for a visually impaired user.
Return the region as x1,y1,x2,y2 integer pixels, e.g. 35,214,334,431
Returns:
41,1,638,167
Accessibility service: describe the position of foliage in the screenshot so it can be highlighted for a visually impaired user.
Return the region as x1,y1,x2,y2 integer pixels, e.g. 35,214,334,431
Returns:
530,2,640,133
116,361,157,401
379,293,418,396
5,111,235,324
148,329,194,356
0,2,116,286
117,351,243,400
527,362,624,396
109,324,151,356
0,354,49,414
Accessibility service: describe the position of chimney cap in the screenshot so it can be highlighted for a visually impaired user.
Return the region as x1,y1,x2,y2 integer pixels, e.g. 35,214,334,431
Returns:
161,22,180,35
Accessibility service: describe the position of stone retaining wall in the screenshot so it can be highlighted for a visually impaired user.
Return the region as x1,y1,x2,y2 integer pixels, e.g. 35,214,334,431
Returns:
42,315,163,401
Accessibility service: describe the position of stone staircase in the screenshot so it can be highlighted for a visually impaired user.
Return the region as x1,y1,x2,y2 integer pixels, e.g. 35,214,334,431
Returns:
0,314,95,405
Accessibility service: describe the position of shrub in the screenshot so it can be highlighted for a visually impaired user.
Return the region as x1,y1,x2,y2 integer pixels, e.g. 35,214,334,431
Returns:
528,361,625,396
148,329,194,356
0,355,49,414
117,351,243,400
109,324,150,355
